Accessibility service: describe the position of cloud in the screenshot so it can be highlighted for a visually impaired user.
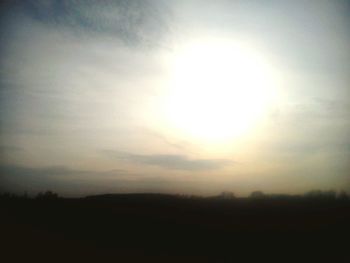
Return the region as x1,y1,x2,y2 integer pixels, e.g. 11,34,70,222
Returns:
315,98,350,119
0,145,22,153
0,164,220,196
0,164,86,178
272,141,350,156
0,164,128,195
0,164,128,178
103,150,232,171
2,0,170,46
0,164,80,194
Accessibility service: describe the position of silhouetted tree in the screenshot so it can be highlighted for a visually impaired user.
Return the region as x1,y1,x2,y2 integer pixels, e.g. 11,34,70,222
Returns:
304,190,323,199
36,191,59,200
219,191,236,199
304,190,336,200
338,190,348,200
323,190,336,200
250,191,265,199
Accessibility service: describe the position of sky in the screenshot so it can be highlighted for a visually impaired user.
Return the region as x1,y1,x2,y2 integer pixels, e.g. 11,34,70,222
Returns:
0,0,349,197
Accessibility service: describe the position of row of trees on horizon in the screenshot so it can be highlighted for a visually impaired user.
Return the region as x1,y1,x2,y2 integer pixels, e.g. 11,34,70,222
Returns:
0,189,349,201
218,189,349,200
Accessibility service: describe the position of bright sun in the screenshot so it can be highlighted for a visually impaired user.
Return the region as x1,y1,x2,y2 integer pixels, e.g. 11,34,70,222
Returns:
163,38,278,142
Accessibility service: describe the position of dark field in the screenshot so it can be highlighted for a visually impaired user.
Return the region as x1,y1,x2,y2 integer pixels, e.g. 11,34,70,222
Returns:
1,193,349,262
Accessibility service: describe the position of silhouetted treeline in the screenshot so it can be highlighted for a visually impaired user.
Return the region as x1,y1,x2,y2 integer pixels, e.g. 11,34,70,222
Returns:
1,190,349,262
1,189,348,201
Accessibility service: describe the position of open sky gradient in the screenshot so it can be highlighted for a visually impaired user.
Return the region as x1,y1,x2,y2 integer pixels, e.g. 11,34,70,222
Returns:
1,0,349,196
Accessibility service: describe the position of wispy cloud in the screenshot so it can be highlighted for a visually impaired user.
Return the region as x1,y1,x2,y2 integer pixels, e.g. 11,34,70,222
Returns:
103,150,233,171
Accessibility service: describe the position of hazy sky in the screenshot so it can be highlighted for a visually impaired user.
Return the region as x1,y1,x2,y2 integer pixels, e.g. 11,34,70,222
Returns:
1,0,349,196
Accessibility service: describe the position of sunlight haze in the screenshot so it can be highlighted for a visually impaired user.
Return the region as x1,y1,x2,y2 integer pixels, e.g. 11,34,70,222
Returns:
0,0,349,196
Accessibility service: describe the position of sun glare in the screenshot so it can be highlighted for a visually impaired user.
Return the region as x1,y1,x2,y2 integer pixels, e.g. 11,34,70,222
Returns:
163,38,278,142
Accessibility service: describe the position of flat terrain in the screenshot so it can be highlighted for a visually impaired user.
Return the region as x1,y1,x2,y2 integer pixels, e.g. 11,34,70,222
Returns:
1,194,349,262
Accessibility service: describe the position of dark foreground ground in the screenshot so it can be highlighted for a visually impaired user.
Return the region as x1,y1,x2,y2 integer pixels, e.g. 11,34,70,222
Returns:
1,193,350,262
